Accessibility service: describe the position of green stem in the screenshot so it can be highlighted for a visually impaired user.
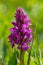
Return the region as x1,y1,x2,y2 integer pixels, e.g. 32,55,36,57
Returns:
20,50,24,65
27,50,31,65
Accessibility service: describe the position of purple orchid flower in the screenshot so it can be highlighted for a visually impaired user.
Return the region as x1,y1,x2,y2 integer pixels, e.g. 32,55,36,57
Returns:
8,7,32,50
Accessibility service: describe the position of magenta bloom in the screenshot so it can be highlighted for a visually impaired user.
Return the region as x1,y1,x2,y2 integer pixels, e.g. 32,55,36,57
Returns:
8,7,32,50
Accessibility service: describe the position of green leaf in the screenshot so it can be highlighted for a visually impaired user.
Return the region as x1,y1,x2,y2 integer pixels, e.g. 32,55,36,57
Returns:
24,51,28,65
2,40,9,64
8,51,17,65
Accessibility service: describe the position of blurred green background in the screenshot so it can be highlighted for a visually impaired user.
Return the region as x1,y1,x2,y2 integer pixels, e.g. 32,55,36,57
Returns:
0,0,43,65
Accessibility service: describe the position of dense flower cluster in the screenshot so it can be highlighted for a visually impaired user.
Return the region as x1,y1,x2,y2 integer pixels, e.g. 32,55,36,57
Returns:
8,7,32,50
